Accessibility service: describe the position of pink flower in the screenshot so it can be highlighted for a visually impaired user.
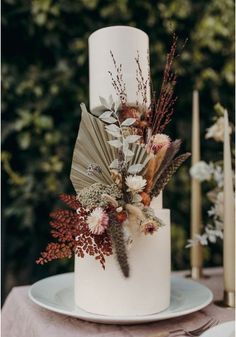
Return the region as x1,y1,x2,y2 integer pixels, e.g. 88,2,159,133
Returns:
86,207,109,235
140,220,159,235
146,134,171,155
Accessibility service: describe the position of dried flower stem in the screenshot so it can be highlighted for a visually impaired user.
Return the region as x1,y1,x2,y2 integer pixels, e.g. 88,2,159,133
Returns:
108,51,127,104
151,34,178,134
135,50,149,107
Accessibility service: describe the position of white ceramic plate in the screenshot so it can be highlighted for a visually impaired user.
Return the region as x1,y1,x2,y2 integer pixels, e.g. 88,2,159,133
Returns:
200,321,235,337
29,273,213,324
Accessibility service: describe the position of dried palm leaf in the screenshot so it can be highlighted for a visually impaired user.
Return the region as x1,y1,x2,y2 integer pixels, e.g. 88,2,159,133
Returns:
70,104,149,193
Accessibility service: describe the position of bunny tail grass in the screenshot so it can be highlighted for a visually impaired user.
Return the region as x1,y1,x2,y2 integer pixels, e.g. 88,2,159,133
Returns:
108,218,130,278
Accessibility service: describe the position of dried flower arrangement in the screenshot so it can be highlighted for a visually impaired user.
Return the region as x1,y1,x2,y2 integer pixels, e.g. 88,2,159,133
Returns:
37,36,191,277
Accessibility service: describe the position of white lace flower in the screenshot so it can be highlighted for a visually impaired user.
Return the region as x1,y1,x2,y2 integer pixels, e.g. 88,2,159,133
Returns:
86,207,109,235
190,161,213,182
196,234,208,245
205,117,232,142
213,165,224,188
215,191,224,220
125,175,146,193
205,227,223,242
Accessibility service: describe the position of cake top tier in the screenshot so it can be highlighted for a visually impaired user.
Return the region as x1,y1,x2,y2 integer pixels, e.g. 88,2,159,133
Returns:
89,26,151,114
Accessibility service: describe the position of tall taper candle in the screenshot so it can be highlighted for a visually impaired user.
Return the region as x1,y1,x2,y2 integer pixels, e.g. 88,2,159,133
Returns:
191,90,203,279
223,109,235,307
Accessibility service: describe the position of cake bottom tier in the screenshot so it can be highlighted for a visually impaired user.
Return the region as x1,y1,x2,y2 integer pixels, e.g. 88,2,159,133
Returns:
74,208,171,316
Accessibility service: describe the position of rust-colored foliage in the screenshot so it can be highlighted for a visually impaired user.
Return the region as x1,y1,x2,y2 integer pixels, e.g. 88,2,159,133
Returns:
36,194,113,269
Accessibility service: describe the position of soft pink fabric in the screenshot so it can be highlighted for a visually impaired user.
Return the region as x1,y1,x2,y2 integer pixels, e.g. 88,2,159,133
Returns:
2,268,235,337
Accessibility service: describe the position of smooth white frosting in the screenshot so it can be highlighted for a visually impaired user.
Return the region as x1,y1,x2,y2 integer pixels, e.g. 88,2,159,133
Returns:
74,201,170,316
89,26,151,113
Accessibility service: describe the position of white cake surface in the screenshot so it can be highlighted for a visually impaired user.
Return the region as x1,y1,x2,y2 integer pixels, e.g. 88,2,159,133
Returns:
74,197,170,316
89,26,151,113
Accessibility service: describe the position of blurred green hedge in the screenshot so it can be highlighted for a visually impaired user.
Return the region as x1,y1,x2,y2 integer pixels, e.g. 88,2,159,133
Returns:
2,0,234,300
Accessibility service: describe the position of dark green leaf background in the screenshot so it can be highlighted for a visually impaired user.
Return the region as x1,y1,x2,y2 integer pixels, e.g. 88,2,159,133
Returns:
2,0,234,301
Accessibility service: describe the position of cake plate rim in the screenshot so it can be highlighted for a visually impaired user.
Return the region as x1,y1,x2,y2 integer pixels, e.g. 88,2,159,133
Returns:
28,272,213,325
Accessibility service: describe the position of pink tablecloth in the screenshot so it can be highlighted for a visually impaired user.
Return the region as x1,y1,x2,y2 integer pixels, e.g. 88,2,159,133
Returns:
2,268,235,337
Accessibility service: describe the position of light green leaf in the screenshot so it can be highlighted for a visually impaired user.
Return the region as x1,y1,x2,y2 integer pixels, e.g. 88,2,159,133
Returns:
99,111,113,119
105,129,122,138
101,116,117,124
99,96,111,109
114,99,120,112
107,139,123,148
121,118,136,127
109,159,119,169
125,135,141,143
105,124,120,132
108,94,114,109
124,149,134,157
128,163,144,174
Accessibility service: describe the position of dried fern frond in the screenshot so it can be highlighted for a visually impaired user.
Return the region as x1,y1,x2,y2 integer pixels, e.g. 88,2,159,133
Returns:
151,152,191,197
36,194,113,269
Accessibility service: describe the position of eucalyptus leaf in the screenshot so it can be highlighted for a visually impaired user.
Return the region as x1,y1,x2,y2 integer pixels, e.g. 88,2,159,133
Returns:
107,139,123,148
121,118,136,127
109,159,120,169
124,149,134,157
105,124,120,132
108,94,114,109
105,129,122,138
128,163,144,174
122,140,129,152
99,111,113,119
99,96,110,109
101,116,117,124
114,99,120,113
125,135,141,143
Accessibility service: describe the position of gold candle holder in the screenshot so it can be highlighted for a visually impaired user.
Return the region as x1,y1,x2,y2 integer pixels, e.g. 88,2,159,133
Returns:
224,291,235,308
191,266,203,280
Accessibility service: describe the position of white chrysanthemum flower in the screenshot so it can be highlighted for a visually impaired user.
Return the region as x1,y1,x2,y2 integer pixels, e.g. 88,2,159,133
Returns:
190,161,213,182
125,175,147,193
205,117,232,142
86,207,109,235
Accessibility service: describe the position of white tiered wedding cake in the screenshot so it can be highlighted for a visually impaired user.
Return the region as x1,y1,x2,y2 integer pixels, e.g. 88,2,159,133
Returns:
74,26,171,316
37,24,190,318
